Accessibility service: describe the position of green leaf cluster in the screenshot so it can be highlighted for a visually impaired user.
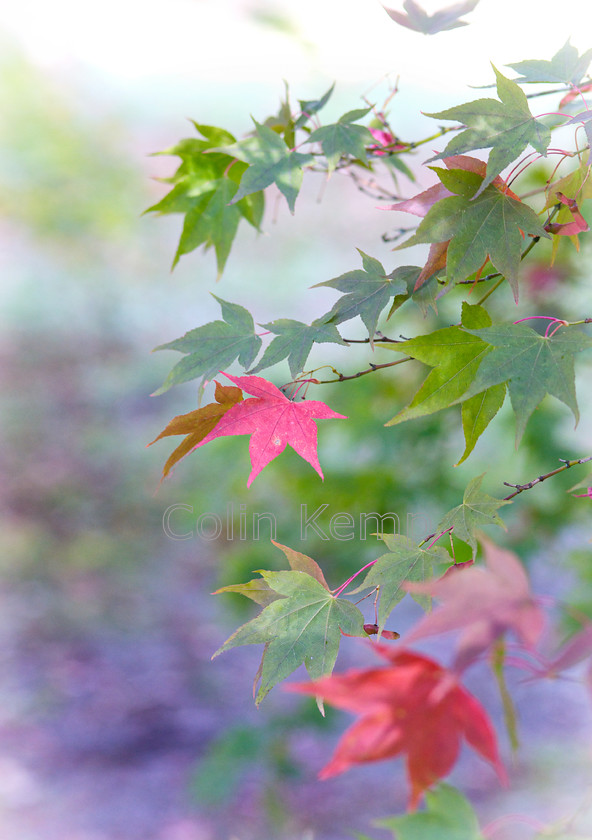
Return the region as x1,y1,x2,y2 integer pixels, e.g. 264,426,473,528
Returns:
145,122,264,276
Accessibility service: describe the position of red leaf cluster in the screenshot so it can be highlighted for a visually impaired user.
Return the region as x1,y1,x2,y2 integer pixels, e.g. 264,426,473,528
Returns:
288,646,506,808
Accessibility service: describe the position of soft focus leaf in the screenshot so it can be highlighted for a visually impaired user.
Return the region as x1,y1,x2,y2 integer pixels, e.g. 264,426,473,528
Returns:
405,536,545,669
193,372,347,486
507,40,592,85
153,296,261,394
377,783,485,839
383,0,479,35
288,647,506,808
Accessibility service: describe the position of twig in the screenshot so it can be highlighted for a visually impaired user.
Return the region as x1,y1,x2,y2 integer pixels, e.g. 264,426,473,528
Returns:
315,356,412,384
502,456,592,501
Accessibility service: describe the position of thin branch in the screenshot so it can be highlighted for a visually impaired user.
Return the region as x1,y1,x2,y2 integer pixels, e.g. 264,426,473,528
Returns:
315,356,412,384
502,456,592,501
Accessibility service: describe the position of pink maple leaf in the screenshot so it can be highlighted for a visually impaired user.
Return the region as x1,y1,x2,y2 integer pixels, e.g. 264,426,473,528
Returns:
193,372,347,486
404,537,545,670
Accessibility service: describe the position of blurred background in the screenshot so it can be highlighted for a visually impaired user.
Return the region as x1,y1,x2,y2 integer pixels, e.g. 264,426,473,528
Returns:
1,1,592,838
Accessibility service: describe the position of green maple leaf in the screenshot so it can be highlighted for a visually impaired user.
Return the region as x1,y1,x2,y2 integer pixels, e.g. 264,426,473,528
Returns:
295,83,335,128
355,534,452,631
214,543,364,704
456,384,506,465
225,120,314,213
435,474,510,553
249,318,347,377
307,108,375,172
458,323,592,445
378,784,485,840
426,66,551,193
385,303,493,425
398,168,549,299
153,296,261,395
146,124,264,276
507,40,592,85
315,251,410,341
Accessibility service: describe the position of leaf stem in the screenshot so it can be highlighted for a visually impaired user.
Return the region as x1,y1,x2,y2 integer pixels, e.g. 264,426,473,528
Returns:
332,560,378,598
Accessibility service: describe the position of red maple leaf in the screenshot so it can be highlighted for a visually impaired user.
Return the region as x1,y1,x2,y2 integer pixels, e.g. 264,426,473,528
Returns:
193,372,347,486
404,537,545,670
288,646,506,808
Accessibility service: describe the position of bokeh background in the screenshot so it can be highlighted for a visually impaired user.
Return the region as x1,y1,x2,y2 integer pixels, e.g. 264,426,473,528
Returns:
1,1,592,838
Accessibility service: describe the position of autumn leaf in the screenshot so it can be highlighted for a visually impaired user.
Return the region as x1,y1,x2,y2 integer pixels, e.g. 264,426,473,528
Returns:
405,537,545,670
213,542,365,704
153,296,261,395
507,40,592,86
434,474,510,554
383,0,479,35
456,322,592,445
249,317,347,378
193,372,347,486
288,646,506,808
426,67,551,193
148,380,243,479
354,534,452,631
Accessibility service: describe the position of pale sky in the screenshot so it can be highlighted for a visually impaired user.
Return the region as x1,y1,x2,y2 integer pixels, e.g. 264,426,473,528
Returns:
1,0,591,93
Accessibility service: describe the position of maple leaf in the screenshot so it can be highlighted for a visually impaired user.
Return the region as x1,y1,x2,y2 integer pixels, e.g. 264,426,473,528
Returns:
213,541,365,704
397,168,549,299
434,474,510,553
222,120,314,213
314,251,411,342
152,296,261,395
456,322,592,445
405,537,545,670
288,646,506,808
378,783,486,840
295,83,335,129
383,0,479,35
507,40,592,86
307,108,375,173
148,381,243,479
385,302,494,426
456,383,506,465
354,534,452,632
249,317,347,378
146,123,264,276
193,372,347,486
426,66,551,193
